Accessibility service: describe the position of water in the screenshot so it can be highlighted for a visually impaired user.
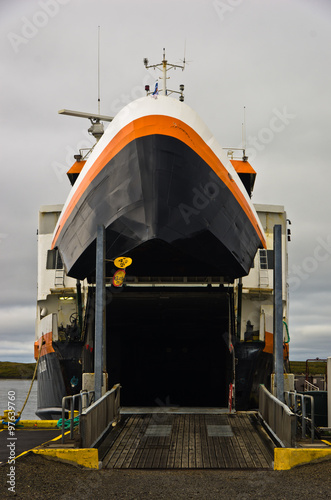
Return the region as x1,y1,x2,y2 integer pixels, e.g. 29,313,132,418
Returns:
0,379,39,420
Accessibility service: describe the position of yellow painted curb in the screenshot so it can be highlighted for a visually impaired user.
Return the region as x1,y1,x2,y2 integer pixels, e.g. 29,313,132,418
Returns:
18,420,59,428
32,448,100,469
274,448,331,470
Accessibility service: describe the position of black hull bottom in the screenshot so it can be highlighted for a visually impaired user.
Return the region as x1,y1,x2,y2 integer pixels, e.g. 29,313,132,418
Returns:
36,407,70,420
36,349,82,420
58,135,262,281
235,343,273,410
36,352,66,419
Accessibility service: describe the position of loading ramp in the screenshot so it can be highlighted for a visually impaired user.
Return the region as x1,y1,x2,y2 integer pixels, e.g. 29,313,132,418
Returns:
101,410,274,469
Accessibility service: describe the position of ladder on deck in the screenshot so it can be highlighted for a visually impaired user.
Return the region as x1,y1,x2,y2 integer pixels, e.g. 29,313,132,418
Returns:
54,250,65,287
54,268,65,287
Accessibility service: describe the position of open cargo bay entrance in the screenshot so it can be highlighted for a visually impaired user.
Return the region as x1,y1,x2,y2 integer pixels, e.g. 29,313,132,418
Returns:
105,287,233,408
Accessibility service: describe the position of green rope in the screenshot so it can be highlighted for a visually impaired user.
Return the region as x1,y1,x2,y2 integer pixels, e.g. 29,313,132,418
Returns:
283,320,290,343
56,416,80,429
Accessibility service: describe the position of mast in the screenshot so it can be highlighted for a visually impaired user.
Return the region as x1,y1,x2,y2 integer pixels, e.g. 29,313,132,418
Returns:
143,48,185,100
162,48,167,96
98,26,101,114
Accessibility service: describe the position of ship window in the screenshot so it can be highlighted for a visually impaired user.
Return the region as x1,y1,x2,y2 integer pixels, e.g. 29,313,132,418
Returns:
46,249,63,269
39,211,61,234
259,249,274,270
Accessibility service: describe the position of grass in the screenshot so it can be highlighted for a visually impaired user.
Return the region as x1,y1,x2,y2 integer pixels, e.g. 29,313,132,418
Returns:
0,361,36,379
0,360,327,378
289,360,327,375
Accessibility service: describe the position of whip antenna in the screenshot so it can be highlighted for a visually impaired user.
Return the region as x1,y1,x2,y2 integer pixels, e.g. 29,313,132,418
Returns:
242,106,248,161
98,26,101,115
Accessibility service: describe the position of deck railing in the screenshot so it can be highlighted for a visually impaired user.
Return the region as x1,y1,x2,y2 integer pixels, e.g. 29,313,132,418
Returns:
304,380,319,392
79,384,121,448
258,384,296,448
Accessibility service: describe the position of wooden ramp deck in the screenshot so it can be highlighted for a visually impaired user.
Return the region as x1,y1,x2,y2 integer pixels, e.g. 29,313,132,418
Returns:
102,412,274,470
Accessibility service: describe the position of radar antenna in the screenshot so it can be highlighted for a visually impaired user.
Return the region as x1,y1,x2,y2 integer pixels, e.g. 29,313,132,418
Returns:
58,109,113,141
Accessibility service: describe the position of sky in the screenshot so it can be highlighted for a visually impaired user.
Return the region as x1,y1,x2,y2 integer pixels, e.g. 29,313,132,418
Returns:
0,0,330,363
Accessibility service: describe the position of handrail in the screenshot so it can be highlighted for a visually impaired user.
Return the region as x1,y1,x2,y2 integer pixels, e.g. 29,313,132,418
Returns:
259,384,296,448
285,391,315,443
304,380,319,391
61,390,95,443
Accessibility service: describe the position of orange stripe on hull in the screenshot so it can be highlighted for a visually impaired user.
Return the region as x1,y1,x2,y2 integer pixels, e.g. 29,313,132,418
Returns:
52,115,266,250
263,331,274,354
263,330,290,359
34,331,55,360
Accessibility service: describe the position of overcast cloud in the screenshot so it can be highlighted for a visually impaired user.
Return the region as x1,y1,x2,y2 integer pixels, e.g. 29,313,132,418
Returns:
0,0,330,363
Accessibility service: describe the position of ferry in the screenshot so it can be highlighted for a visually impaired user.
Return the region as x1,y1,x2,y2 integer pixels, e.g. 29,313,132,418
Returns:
35,51,289,418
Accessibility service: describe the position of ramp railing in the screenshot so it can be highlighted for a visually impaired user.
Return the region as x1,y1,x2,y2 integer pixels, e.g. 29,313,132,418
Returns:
79,384,121,448
258,384,296,448
284,391,315,443
61,390,95,443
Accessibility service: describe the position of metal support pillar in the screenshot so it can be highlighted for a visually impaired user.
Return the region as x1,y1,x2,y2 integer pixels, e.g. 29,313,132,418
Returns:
236,278,243,339
94,225,106,401
273,224,284,402
328,358,331,427
76,279,83,333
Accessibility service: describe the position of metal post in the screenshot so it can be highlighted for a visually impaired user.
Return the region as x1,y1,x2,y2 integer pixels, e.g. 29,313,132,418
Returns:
273,224,284,402
76,280,83,333
236,278,243,339
328,358,331,427
95,225,105,401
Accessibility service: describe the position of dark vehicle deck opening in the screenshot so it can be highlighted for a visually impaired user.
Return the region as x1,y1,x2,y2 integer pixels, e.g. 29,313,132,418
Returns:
106,287,232,407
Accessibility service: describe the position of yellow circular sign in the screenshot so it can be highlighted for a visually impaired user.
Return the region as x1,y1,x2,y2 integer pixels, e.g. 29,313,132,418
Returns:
114,256,132,269
112,269,126,287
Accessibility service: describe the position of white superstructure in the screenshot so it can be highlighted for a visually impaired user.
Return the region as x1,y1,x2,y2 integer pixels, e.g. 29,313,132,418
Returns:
36,205,88,345
235,204,289,351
